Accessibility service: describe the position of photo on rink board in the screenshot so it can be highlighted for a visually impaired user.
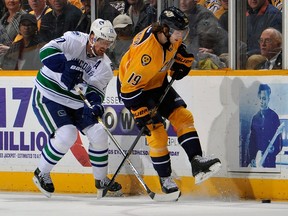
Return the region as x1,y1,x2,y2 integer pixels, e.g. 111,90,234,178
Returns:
239,83,288,172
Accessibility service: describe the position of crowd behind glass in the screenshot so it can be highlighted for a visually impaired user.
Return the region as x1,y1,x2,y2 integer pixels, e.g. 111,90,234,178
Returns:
0,0,283,70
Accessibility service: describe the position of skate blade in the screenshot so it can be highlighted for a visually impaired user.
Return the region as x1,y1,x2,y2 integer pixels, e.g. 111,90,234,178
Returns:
97,189,124,199
32,176,52,198
195,162,222,184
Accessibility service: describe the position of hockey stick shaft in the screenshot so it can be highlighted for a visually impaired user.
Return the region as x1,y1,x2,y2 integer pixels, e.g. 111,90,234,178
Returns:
97,118,154,196
75,78,175,197
106,78,175,191
74,86,153,197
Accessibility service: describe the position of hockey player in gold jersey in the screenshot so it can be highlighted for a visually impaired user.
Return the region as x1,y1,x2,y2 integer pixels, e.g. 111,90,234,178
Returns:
117,6,221,194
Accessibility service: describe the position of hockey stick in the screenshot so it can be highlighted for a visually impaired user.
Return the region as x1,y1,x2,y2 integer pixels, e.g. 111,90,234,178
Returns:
102,78,176,196
74,79,180,202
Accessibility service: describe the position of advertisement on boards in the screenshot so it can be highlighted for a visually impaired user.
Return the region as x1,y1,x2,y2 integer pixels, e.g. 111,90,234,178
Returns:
0,77,188,176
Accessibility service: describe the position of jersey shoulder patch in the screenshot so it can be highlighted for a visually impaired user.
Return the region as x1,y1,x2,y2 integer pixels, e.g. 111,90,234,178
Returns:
132,26,153,46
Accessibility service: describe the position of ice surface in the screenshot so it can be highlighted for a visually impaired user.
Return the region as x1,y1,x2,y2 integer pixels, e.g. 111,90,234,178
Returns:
0,192,287,216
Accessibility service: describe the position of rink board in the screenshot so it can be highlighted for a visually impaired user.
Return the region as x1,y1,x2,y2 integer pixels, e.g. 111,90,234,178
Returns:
1,70,288,200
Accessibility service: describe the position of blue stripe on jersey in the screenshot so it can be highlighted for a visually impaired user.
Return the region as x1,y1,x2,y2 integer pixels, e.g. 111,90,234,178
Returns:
90,162,108,168
32,87,56,135
42,151,57,165
40,46,67,72
36,71,83,103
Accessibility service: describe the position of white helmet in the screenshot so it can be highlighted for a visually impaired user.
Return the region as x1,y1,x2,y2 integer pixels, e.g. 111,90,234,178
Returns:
90,18,117,42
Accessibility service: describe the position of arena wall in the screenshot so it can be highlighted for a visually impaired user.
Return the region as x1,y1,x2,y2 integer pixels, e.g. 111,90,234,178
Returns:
1,70,288,201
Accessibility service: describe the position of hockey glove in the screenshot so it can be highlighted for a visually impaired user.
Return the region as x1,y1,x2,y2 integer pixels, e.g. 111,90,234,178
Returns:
82,92,104,122
61,60,84,90
171,44,194,80
131,106,153,136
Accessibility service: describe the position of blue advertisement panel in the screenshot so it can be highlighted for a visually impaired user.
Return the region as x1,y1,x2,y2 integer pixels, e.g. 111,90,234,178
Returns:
239,83,288,172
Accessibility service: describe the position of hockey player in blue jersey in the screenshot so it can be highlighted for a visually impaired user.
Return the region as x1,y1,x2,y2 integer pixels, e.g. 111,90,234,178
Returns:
31,18,122,198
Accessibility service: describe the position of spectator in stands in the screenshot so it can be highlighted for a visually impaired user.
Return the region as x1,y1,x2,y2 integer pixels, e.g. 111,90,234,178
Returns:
95,0,120,23
39,0,82,42
28,0,51,28
14,0,52,42
270,0,282,11
197,0,206,6
0,0,6,17
0,0,26,46
253,27,282,70
21,0,31,11
246,0,282,57
69,0,82,9
179,0,222,60
214,0,228,19
1,14,45,70
108,14,133,69
218,0,228,31
127,0,150,35
146,0,157,25
197,0,217,8
197,12,228,56
0,0,26,65
75,0,91,33
124,0,132,13
246,54,266,69
205,0,221,14
76,0,121,34
196,12,228,69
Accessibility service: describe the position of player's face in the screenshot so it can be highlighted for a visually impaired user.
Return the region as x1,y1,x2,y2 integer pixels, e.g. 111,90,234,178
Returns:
169,28,189,44
258,90,270,110
92,38,112,56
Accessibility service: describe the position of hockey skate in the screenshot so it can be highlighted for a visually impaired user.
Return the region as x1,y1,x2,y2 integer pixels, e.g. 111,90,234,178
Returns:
160,176,179,194
191,155,221,184
32,168,54,198
95,176,123,198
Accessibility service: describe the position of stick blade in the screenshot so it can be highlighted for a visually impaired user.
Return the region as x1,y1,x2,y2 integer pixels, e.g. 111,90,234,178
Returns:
96,188,108,199
151,190,181,202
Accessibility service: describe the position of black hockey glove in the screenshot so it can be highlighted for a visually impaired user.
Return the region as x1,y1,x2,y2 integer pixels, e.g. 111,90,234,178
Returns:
171,44,194,80
82,92,104,122
131,106,153,136
61,60,84,90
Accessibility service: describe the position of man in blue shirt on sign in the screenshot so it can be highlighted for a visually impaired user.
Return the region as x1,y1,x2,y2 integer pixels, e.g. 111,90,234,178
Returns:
248,84,283,168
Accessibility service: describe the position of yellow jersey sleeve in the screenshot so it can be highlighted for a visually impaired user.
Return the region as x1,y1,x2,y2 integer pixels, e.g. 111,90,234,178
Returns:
118,27,181,107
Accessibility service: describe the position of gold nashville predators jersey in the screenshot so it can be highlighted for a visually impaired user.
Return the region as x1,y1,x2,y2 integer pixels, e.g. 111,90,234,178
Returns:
118,26,182,101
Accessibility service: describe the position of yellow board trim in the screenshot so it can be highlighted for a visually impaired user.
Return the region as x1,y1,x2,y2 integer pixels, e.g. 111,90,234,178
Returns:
1,69,288,77
1,172,288,200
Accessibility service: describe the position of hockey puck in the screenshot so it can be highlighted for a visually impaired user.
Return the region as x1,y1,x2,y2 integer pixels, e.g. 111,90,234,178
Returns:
261,199,271,203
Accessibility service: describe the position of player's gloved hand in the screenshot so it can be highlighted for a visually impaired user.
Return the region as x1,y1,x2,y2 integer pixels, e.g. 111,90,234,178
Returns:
83,103,104,120
82,92,104,122
171,44,194,80
61,60,84,90
131,106,152,136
